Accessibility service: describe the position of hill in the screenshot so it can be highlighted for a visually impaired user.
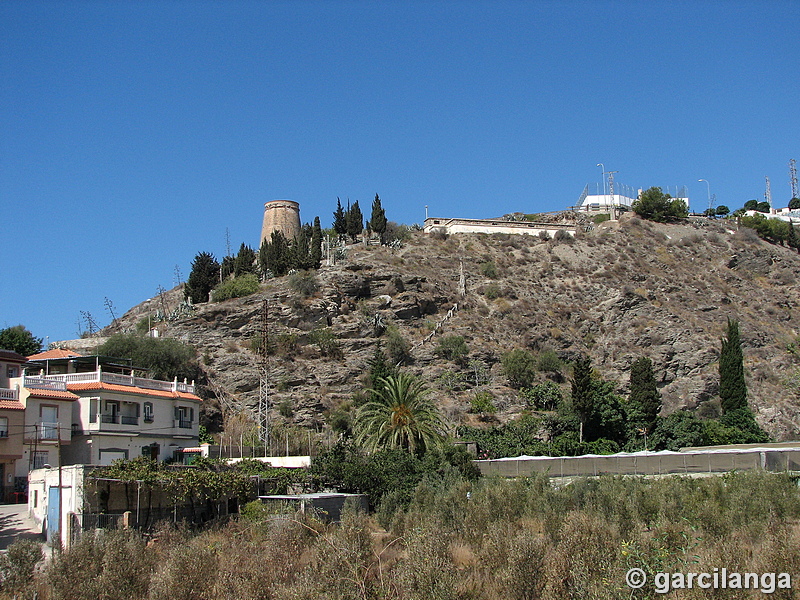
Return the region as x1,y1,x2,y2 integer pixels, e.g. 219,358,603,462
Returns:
91,212,800,445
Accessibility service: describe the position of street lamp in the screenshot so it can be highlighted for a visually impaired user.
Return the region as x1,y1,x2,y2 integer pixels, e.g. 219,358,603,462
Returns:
698,179,711,215
597,163,606,197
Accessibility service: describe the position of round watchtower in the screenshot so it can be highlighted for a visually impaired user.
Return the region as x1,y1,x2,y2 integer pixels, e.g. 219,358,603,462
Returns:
261,199,301,246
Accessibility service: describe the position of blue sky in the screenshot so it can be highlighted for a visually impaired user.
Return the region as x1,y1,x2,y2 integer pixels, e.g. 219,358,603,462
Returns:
1,0,798,345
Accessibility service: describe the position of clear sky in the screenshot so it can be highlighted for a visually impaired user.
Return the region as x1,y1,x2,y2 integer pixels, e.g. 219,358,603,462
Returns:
1,0,798,345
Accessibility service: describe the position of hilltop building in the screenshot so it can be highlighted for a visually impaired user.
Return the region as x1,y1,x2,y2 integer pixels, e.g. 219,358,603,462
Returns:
261,199,301,246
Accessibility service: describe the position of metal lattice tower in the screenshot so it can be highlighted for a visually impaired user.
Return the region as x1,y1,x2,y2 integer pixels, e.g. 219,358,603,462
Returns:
258,299,270,453
765,176,772,209
790,159,799,200
607,171,619,219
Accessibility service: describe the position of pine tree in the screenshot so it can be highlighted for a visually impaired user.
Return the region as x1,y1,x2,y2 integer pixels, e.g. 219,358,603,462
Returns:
369,193,388,244
333,198,347,236
628,357,661,433
234,243,257,276
185,252,220,303
787,219,799,252
311,216,323,268
346,200,363,243
719,318,747,413
0,325,43,356
258,231,290,277
571,355,593,443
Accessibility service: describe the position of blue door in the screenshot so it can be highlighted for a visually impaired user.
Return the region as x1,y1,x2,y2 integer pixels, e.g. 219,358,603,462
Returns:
47,486,60,542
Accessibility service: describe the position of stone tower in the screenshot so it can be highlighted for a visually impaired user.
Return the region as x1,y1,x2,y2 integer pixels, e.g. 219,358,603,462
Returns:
260,199,301,246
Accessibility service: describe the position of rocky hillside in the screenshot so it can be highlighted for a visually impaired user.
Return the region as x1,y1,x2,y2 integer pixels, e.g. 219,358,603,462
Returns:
92,212,800,441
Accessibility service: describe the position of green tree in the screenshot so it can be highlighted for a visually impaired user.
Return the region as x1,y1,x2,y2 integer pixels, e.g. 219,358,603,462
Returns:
185,251,220,303
650,410,708,451
631,187,688,222
0,325,43,356
434,335,469,364
787,219,800,252
571,355,593,442
289,225,312,270
233,243,257,276
346,200,363,243
716,205,730,217
311,216,323,268
369,194,388,243
501,349,537,389
789,198,800,210
333,197,347,236
719,318,747,414
258,230,290,277
628,357,661,434
354,373,446,453
744,199,759,211
756,201,771,213
98,334,200,382
366,344,397,402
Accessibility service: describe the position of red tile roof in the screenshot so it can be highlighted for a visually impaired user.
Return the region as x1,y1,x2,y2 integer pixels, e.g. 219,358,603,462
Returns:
67,382,201,401
0,400,25,410
27,349,84,360
0,350,28,363
25,388,79,401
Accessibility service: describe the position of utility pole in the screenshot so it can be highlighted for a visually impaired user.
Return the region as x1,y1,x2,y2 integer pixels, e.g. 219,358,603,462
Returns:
607,171,619,220
258,299,270,457
765,176,772,210
790,159,798,201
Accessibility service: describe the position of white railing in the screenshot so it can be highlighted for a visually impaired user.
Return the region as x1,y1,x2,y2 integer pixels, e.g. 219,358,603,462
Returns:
23,377,68,391
0,388,18,401
39,422,59,440
29,370,195,394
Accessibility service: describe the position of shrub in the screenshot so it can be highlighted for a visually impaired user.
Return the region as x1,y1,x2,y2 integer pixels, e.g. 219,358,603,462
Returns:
471,391,497,414
501,349,537,389
278,399,294,418
483,283,502,299
434,335,469,363
288,270,319,298
309,327,342,358
385,326,411,365
211,273,260,302
537,350,563,373
0,539,42,596
480,261,498,278
98,333,200,382
521,381,562,410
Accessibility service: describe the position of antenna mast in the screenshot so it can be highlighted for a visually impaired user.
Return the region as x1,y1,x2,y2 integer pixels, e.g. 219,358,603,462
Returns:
765,176,772,209
258,299,270,456
790,159,799,201
607,171,619,220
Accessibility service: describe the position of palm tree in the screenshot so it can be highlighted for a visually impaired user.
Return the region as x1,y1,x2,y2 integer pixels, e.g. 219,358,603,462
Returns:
354,372,446,453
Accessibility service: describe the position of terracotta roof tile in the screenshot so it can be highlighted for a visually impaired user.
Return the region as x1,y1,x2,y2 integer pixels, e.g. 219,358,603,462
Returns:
67,381,201,401
25,388,80,401
27,349,84,360
0,400,25,410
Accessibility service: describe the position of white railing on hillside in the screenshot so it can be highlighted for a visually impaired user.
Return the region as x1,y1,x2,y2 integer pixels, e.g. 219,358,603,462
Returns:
29,370,195,394
0,388,18,401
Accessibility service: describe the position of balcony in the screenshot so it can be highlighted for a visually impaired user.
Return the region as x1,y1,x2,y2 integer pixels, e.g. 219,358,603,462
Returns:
39,422,59,440
0,388,18,401
91,411,139,431
175,419,193,429
27,370,195,394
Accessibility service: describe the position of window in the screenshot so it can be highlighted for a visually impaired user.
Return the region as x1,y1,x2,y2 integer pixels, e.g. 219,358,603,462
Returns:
0,417,7,438
6,366,18,379
143,402,154,423
32,451,48,470
39,406,58,439
175,406,193,428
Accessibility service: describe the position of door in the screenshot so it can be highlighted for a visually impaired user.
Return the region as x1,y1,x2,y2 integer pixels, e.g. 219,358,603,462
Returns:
47,486,60,542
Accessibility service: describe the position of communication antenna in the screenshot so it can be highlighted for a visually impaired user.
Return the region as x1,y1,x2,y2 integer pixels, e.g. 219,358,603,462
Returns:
607,171,619,219
790,159,799,201
765,176,772,209
258,299,270,456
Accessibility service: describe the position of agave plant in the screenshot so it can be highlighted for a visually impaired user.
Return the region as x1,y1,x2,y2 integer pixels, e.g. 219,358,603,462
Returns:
354,372,446,453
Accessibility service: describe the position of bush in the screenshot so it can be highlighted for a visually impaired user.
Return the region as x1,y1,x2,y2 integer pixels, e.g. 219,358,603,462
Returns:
288,270,319,298
0,538,42,596
470,391,497,414
537,350,563,373
98,333,200,382
521,381,562,410
483,283,502,299
386,326,411,365
211,273,260,302
434,335,469,363
308,327,342,358
480,261,498,278
501,349,537,389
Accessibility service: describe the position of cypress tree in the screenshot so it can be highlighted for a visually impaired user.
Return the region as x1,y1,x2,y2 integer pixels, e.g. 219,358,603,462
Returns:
234,243,257,276
258,231,290,277
333,198,347,236
346,200,363,243
311,216,323,268
571,355,593,443
719,318,747,413
628,357,661,433
369,193,388,244
185,251,220,303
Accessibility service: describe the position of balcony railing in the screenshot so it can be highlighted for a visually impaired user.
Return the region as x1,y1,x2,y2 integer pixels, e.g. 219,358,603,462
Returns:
121,416,139,425
39,422,59,440
95,414,139,426
26,370,195,394
175,419,193,429
0,430,8,438
0,388,18,401
100,414,119,424
23,377,67,391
